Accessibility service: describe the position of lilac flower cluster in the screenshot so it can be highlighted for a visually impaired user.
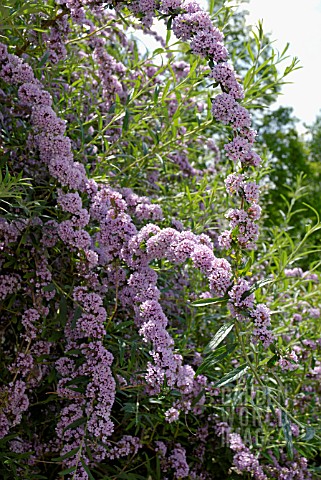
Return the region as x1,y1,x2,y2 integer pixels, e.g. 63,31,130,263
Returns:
285,267,319,283
264,451,312,480
72,287,107,338
43,14,70,64
121,188,163,221
91,40,125,109
212,93,251,129
221,207,260,250
168,150,201,176
227,280,274,346
129,0,157,27
0,274,21,300
21,308,40,341
229,433,267,480
0,218,26,250
9,353,34,378
56,340,116,469
0,381,29,438
117,222,230,401
219,174,261,250
105,435,141,460
0,45,34,84
56,189,92,252
285,267,304,278
278,350,299,371
0,46,87,194
211,62,244,99
251,303,274,347
32,251,56,302
172,2,227,60
168,444,190,478
156,442,190,478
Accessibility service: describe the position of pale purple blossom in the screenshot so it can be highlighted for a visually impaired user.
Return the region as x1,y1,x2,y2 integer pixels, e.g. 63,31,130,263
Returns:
211,63,244,99
225,173,245,195
190,31,228,61
106,435,141,459
212,93,251,129
243,182,260,204
160,0,183,12
229,279,254,309
168,444,189,478
0,274,21,300
165,407,180,423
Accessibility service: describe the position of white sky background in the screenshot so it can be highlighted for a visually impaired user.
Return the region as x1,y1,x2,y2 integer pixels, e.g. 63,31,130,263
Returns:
135,0,321,131
246,0,321,132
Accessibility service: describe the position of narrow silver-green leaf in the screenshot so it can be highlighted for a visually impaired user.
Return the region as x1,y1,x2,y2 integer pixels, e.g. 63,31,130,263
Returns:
281,410,294,460
196,343,237,376
191,295,228,307
53,447,79,462
248,278,274,294
204,321,234,354
58,466,76,476
213,364,249,388
303,427,315,442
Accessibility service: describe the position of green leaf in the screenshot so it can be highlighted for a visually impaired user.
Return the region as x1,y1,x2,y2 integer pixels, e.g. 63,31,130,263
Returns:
111,320,133,332
258,354,278,367
71,306,83,329
189,59,198,77
65,348,82,356
63,416,86,432
213,364,249,388
153,48,164,56
123,109,130,131
204,321,235,354
53,447,80,462
117,474,147,479
153,85,160,104
161,78,172,103
191,295,228,307
37,51,49,68
58,466,76,476
243,278,274,299
303,427,315,442
42,283,56,292
196,343,237,376
166,18,172,45
267,354,278,367
209,0,215,15
58,296,67,323
142,141,148,155
65,375,89,386
281,410,294,460
247,42,255,62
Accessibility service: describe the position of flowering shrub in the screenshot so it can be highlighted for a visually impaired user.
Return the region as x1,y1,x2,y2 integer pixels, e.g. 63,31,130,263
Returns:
0,0,321,479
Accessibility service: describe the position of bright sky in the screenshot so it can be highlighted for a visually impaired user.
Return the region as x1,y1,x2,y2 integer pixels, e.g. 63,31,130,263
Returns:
246,0,321,131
